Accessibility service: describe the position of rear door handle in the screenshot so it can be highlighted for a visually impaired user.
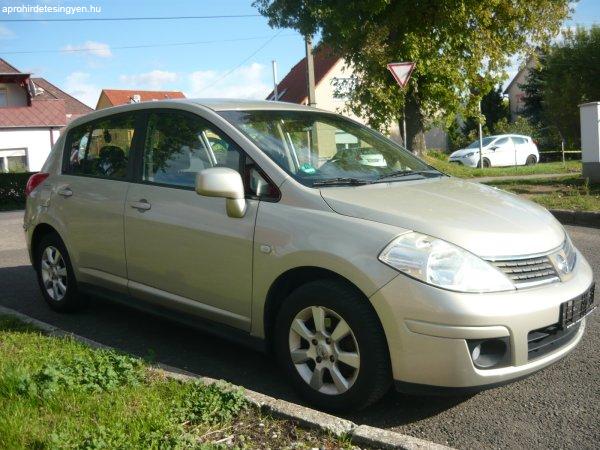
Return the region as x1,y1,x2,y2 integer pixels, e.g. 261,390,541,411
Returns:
130,200,151,211
57,187,73,197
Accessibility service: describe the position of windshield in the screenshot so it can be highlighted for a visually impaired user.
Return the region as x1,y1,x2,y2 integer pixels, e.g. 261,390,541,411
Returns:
219,110,439,187
466,137,495,149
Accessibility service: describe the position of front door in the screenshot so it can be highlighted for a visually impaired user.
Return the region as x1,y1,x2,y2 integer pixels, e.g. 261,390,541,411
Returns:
53,112,140,293
490,137,513,166
124,109,258,330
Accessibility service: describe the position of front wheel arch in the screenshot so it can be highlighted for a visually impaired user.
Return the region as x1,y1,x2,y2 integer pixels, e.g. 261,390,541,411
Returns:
263,267,384,350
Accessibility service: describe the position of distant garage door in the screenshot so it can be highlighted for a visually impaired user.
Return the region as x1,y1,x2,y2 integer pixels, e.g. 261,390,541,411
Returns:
0,148,28,173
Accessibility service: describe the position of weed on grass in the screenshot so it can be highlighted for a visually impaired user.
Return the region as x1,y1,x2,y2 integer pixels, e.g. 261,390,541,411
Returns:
0,316,359,449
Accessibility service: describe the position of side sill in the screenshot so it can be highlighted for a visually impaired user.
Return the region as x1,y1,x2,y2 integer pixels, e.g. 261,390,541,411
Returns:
78,283,267,353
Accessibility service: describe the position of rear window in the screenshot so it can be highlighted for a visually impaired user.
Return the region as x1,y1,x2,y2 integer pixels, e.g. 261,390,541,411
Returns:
64,113,137,180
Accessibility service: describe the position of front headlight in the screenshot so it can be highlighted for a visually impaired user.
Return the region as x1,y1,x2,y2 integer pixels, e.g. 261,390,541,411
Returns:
378,232,515,293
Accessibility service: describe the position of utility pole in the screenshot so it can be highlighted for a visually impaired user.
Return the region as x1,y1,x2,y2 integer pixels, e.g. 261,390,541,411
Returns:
271,60,278,101
478,99,484,168
305,35,316,107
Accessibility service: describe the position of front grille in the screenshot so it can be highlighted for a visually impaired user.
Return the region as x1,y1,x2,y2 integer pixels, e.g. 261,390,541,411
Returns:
490,256,559,287
528,322,580,361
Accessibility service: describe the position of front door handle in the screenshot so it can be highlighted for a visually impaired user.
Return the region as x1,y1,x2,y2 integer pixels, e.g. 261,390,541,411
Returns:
130,199,151,211
57,187,73,197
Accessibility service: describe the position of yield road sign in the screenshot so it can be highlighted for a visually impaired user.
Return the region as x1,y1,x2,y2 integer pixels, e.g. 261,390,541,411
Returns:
387,62,415,89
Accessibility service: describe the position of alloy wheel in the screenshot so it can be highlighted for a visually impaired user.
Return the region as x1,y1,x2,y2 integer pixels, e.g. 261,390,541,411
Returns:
40,246,68,301
288,306,360,395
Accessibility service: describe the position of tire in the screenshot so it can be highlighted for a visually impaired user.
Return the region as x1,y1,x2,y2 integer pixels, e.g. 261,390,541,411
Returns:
477,158,491,168
274,279,392,411
35,232,84,312
526,155,537,166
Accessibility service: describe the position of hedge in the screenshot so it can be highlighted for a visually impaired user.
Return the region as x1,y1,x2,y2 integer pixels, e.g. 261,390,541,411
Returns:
0,172,34,210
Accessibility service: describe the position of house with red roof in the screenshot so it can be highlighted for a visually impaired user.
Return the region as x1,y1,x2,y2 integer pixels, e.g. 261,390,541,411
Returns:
0,58,93,172
268,45,448,150
96,89,186,110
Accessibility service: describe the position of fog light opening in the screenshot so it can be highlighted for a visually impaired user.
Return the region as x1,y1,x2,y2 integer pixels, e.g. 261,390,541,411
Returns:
467,337,510,369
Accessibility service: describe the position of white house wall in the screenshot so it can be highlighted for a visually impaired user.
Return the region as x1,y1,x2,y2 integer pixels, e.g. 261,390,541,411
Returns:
0,128,60,172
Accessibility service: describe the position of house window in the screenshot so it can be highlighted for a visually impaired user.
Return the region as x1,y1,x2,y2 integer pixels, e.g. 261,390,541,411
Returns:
0,149,28,173
0,88,7,107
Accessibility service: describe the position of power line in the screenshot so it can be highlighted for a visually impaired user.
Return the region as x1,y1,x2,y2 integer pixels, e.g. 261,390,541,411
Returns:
197,30,284,93
1,34,296,55
0,14,262,23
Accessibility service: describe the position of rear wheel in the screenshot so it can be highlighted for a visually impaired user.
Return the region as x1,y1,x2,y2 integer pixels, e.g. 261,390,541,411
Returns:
526,155,537,166
35,233,84,312
274,279,391,411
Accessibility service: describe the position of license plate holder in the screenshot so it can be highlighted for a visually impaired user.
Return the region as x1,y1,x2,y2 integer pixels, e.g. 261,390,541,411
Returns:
560,283,596,329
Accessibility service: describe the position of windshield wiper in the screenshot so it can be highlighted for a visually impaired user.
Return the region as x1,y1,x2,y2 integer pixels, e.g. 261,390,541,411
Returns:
313,177,371,187
376,169,442,181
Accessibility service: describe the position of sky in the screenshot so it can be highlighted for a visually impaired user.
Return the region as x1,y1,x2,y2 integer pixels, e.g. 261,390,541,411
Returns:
0,0,598,108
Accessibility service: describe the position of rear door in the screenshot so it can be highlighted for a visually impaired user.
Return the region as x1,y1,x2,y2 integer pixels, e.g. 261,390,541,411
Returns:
123,109,261,330
513,137,530,165
53,112,142,293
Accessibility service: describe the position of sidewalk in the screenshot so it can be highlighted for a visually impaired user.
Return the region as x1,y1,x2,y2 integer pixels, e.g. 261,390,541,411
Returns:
471,172,575,183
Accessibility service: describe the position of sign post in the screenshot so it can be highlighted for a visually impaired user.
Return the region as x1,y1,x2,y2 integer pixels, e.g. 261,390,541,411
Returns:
387,62,415,150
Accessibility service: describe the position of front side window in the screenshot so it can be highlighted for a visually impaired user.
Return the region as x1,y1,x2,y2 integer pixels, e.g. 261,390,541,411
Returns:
219,110,439,187
494,137,510,147
142,111,241,188
65,113,136,179
467,137,495,149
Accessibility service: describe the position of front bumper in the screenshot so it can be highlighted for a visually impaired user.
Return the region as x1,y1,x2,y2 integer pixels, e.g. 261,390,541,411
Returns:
449,154,479,167
370,250,594,390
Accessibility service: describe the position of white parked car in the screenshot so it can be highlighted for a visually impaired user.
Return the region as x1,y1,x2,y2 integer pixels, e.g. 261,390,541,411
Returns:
449,134,539,168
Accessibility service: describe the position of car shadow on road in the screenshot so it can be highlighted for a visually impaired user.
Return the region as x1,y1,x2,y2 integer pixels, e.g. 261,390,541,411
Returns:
0,264,473,428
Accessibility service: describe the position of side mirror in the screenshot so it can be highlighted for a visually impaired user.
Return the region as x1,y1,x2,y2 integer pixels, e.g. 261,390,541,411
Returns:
490,146,498,151
195,167,246,218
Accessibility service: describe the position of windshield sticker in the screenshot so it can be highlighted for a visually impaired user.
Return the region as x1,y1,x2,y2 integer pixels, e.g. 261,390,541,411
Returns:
299,163,317,174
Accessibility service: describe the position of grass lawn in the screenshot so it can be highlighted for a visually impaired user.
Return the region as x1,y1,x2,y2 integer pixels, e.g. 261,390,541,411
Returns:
0,315,356,449
423,152,581,179
485,176,600,212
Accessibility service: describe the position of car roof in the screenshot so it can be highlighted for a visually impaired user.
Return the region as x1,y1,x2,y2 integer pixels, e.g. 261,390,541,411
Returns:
488,134,530,139
188,98,316,112
64,98,327,131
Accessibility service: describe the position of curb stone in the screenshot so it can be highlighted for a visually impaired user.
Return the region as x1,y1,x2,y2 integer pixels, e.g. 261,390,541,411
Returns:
0,305,453,450
550,209,600,229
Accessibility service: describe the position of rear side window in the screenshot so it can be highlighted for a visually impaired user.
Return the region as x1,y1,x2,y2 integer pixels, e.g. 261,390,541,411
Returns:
142,111,241,188
65,113,137,180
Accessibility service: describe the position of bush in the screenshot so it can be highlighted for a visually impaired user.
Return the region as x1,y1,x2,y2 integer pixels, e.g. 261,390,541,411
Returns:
0,172,33,209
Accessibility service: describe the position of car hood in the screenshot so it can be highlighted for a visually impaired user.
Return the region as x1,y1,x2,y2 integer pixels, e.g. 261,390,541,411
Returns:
450,148,487,157
319,177,565,258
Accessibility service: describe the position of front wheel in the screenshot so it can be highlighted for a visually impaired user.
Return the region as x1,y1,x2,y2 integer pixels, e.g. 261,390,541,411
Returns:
477,158,491,168
274,279,391,411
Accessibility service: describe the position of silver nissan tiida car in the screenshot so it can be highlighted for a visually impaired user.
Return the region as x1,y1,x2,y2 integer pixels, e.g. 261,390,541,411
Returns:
24,99,595,411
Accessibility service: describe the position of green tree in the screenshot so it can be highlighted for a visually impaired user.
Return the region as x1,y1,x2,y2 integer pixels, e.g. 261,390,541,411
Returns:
460,85,510,139
254,0,570,155
540,26,600,148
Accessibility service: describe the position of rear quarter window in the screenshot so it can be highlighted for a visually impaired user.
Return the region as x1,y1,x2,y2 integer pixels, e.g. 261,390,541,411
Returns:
64,113,137,180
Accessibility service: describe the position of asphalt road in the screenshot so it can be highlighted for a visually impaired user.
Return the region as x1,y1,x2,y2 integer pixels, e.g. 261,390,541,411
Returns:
0,210,598,449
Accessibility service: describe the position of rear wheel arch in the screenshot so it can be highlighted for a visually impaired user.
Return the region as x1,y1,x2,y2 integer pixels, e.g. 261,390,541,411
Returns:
31,223,61,268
